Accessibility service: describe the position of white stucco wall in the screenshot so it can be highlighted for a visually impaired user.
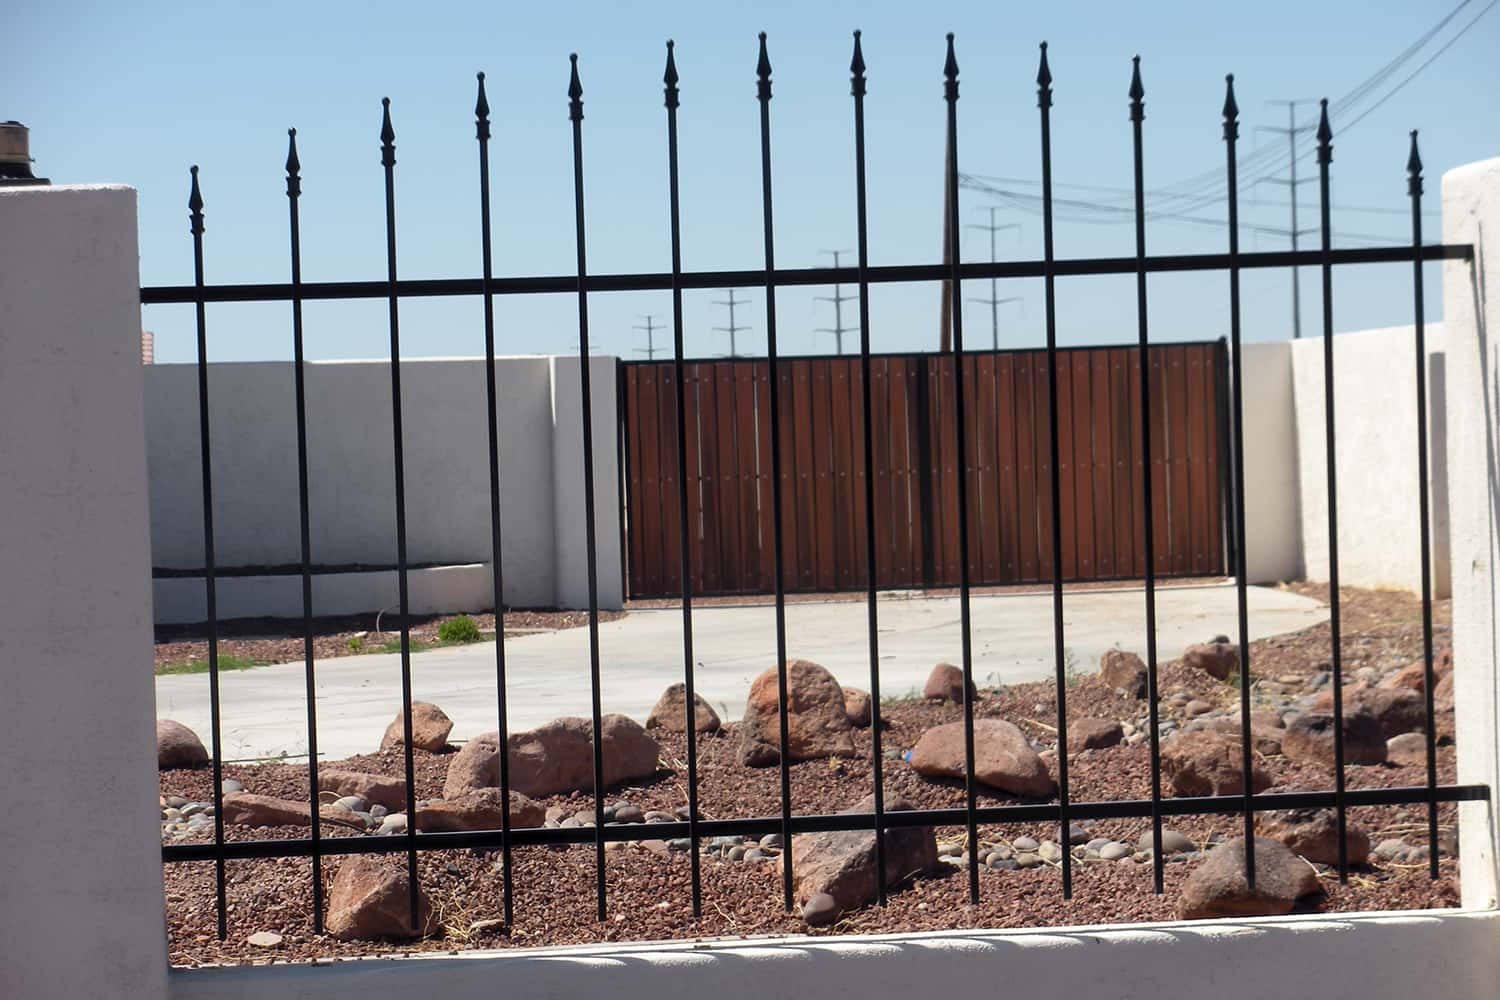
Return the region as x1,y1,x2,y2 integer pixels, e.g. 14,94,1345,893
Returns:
143,356,621,615
0,185,169,998
1444,156,1500,909
1238,341,1302,584
1290,323,1451,597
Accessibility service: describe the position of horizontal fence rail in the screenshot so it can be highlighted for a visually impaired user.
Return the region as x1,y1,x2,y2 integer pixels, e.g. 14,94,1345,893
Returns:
145,32,1484,941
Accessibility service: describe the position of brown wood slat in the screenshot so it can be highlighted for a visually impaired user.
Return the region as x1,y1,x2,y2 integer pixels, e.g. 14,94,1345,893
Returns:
936,356,961,585
784,360,810,590
810,361,837,592
972,353,998,583
1203,345,1225,572
1148,348,1172,572
1166,347,1191,575
995,353,1020,583
1032,354,1055,582
1071,350,1096,578
637,366,665,596
710,362,742,592
1012,353,1038,582
867,359,891,587
1109,348,1137,580
830,359,857,590
753,361,776,592
1184,346,1209,574
623,368,644,596
1055,352,1077,578
657,365,682,596
1089,349,1116,578
848,359,870,590
887,357,915,586
734,362,761,592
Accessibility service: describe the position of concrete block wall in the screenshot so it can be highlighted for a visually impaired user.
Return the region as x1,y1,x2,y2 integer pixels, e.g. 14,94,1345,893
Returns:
143,353,622,620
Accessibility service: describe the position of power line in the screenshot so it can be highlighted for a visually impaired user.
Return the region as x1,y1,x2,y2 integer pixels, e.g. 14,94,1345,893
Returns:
814,249,856,355
1257,100,1319,339
712,288,750,358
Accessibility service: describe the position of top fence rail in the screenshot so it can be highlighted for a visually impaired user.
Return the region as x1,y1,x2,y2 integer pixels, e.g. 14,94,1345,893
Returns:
142,30,1482,945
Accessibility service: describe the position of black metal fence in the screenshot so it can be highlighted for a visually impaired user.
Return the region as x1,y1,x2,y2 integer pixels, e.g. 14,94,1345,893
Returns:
143,33,1485,939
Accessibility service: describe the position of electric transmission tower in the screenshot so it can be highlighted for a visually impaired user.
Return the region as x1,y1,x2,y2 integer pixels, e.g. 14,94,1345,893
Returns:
712,289,750,358
814,249,856,355
1256,99,1319,340
965,207,1021,350
632,314,662,360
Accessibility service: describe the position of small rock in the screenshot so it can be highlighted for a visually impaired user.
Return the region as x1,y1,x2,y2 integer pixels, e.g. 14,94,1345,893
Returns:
246,930,282,948
378,813,407,835
1184,642,1239,681
1038,841,1062,864
222,778,244,794
614,804,644,824
157,720,210,770
1099,649,1149,698
667,838,692,852
1067,824,1090,845
646,682,722,733
1373,838,1407,861
760,833,784,849
745,847,767,862
1015,852,1041,868
843,687,873,728
380,701,454,753
728,846,747,861
1013,836,1039,852
1386,731,1430,767
1067,718,1124,753
802,892,840,927
1184,700,1213,718
333,795,369,813
1139,829,1195,855
1100,842,1132,861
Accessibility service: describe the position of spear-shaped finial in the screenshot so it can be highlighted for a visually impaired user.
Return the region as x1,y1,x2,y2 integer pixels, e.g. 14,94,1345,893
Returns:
380,98,396,167
756,32,772,101
188,164,204,235
1222,74,1239,142
476,73,491,142
1316,97,1332,165
943,33,959,101
851,30,866,98
1407,129,1423,197
285,129,301,198
1036,41,1052,109
568,54,584,122
664,40,679,109
1128,55,1145,122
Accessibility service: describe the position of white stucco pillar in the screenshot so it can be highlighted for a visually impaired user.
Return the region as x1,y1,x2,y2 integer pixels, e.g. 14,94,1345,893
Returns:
1443,156,1500,909
0,185,168,995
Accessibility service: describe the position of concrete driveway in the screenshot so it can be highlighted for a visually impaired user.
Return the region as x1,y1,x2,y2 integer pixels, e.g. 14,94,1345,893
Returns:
155,582,1328,761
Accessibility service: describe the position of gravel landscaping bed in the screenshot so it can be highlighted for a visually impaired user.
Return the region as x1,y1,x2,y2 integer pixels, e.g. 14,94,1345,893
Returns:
159,584,1460,967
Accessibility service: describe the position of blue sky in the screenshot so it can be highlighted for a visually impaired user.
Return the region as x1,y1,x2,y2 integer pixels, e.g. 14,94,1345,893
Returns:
5,0,1497,364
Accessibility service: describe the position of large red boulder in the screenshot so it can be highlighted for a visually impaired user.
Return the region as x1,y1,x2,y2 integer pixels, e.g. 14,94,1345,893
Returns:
1176,836,1320,920
326,857,435,941
1282,709,1386,766
908,719,1055,798
1162,730,1273,797
318,770,408,812
414,788,544,832
157,720,209,769
444,715,660,799
791,794,938,925
1256,808,1370,866
739,660,857,767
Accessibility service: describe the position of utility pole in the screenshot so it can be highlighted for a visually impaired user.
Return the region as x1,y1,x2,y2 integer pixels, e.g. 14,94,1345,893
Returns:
965,208,1021,350
814,249,855,355
632,314,661,361
1257,99,1319,340
712,289,750,358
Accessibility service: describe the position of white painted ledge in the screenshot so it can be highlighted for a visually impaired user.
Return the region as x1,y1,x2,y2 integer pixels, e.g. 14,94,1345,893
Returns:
168,908,1500,1000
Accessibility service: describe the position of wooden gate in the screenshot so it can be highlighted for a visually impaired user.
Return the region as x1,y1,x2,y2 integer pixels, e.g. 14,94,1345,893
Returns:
621,342,1227,599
